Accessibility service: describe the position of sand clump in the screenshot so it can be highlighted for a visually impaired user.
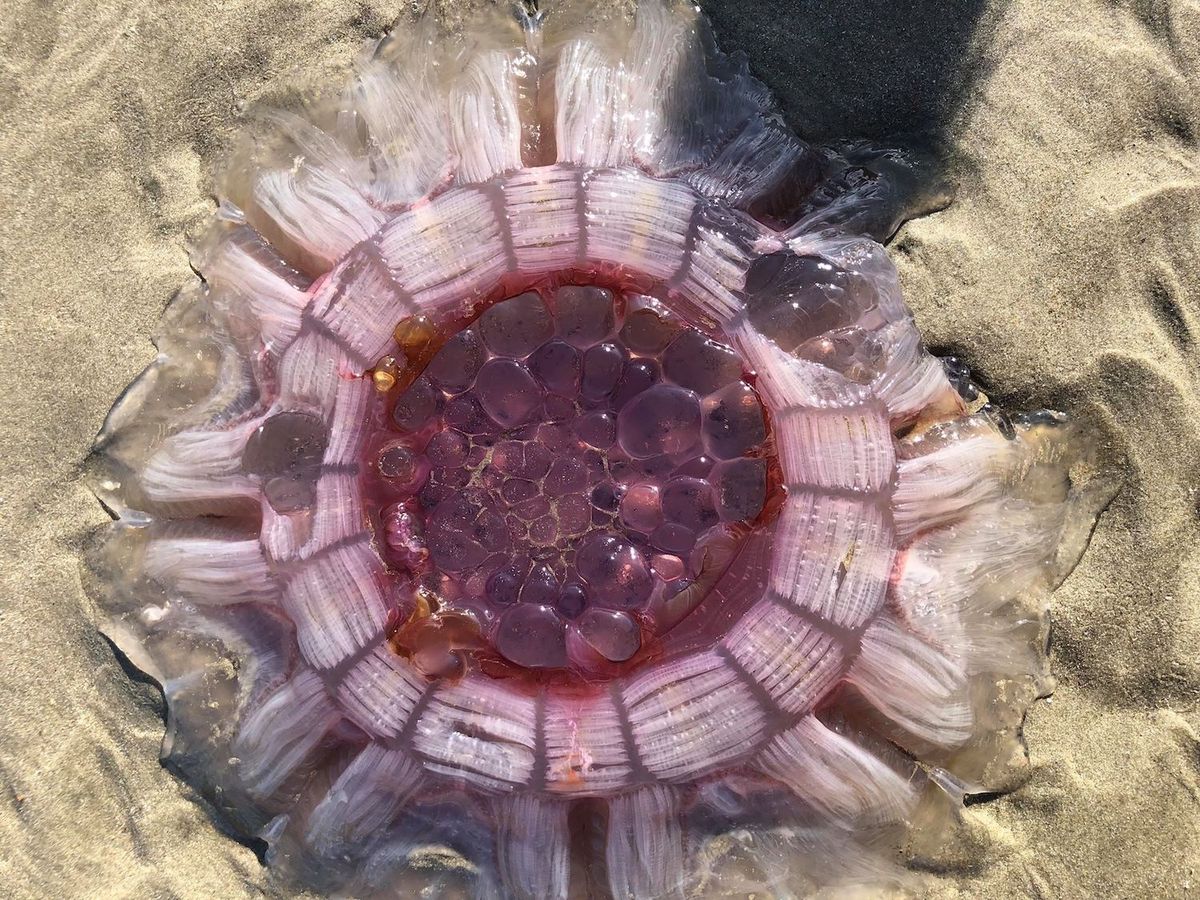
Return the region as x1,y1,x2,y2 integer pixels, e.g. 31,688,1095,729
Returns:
0,0,1196,897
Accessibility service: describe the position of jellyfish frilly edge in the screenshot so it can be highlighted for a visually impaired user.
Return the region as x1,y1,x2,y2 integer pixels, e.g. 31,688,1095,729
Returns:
85,1,1117,897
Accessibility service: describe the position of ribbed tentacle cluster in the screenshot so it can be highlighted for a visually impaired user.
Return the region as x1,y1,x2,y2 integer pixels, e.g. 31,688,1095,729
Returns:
91,2,1092,897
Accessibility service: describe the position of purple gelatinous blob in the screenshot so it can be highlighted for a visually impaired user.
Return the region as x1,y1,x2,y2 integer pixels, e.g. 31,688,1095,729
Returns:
652,553,686,582
661,476,719,530
424,430,469,468
486,558,526,606
590,481,623,512
712,458,768,522
520,562,560,605
701,381,767,459
494,603,567,668
542,393,575,422
575,533,653,609
662,329,742,396
441,467,470,490
581,342,627,400
528,340,582,396
475,506,510,552
555,285,616,348
376,442,417,480
443,394,494,435
392,375,441,432
545,457,588,497
513,494,551,522
426,326,485,393
557,493,592,536
427,500,489,572
617,383,702,458
620,307,680,354
639,454,677,478
479,291,554,358
474,358,542,428
481,464,505,491
492,439,552,480
557,582,588,619
529,514,558,544
612,357,661,409
674,454,716,479
575,410,617,449
537,422,574,453
650,522,696,555
582,449,606,484
377,442,430,493
577,608,641,662
500,478,537,504
419,480,452,510
619,482,662,533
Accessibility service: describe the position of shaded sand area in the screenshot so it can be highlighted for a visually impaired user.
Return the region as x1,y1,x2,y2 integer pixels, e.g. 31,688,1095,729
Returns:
0,0,1196,896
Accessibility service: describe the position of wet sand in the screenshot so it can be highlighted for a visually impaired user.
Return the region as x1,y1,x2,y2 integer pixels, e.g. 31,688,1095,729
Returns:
0,0,1196,896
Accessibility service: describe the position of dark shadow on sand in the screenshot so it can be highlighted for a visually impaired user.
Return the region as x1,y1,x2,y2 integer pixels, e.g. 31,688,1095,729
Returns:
703,0,997,148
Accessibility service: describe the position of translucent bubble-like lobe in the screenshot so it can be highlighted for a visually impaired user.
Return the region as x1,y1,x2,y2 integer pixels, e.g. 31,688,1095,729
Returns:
742,251,873,352
576,533,654,610
495,604,567,668
392,376,441,432
577,608,641,662
529,340,582,396
242,411,328,477
426,327,485,393
242,412,328,511
581,342,627,400
702,381,767,459
662,329,742,395
480,292,554,358
489,554,531,603
620,482,663,532
713,458,768,522
621,307,680,354
89,2,1112,899
555,286,616,348
474,359,541,427
661,477,719,531
612,357,661,409
617,384,702,458
575,410,617,449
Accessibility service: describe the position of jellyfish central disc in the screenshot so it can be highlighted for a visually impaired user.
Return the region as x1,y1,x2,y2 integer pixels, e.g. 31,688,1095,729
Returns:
370,286,774,674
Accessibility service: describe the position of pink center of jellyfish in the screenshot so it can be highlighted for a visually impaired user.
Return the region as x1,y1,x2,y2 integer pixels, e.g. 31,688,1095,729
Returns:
366,285,777,676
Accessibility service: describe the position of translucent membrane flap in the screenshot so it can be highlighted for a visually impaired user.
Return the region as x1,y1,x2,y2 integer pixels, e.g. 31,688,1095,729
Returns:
756,715,918,824
606,785,685,900
234,669,341,798
494,795,571,900
306,746,424,854
848,614,973,746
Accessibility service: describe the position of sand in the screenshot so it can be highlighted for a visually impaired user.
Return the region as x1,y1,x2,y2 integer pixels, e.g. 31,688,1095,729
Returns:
0,0,1196,897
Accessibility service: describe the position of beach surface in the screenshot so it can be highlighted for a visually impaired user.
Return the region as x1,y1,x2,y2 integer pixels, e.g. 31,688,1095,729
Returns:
0,0,1196,896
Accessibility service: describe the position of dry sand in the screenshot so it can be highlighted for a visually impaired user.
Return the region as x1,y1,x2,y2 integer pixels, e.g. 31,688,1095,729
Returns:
0,0,1196,897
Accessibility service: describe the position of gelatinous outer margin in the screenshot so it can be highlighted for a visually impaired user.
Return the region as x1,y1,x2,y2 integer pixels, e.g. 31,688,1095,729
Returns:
85,1,1114,897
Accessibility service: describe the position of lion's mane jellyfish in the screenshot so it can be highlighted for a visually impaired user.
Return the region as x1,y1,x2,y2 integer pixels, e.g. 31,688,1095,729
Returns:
89,1,1107,896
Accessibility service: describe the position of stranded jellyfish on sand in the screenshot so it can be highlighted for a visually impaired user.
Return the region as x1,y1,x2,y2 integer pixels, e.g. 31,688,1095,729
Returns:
89,1,1110,896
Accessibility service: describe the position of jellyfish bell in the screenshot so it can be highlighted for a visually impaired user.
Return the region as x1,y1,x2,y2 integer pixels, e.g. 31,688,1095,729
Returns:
87,1,1112,897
